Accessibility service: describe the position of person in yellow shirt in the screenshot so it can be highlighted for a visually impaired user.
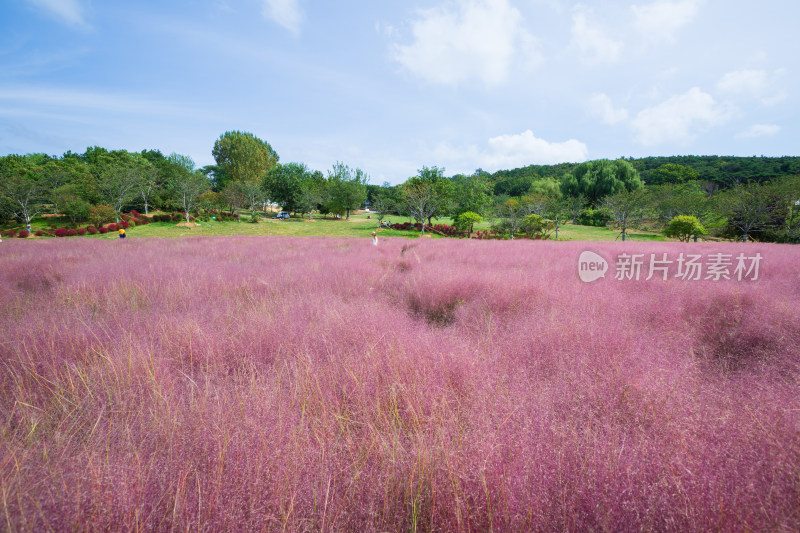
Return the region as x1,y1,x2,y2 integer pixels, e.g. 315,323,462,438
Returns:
118,227,126,239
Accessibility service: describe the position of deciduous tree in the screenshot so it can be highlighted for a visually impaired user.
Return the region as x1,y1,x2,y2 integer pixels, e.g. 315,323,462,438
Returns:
212,131,278,190
493,197,536,239
0,155,45,233
454,211,482,237
402,180,438,235
167,154,210,223
96,151,140,222
326,162,368,219
602,189,649,242
298,170,325,220
720,184,785,242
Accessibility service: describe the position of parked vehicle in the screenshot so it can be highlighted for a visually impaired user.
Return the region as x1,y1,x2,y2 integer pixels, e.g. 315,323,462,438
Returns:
275,211,290,219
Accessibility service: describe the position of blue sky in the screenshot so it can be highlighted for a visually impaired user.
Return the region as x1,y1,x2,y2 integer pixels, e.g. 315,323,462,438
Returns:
1,0,797,184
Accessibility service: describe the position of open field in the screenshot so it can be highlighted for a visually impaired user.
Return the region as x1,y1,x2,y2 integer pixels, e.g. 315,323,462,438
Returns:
1,237,798,531
4,212,668,241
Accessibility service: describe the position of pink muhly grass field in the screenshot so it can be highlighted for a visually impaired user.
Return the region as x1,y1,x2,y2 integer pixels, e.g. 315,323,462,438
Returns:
0,236,798,531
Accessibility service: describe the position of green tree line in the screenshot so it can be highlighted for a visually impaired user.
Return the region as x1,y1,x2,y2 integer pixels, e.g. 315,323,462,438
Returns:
2,135,799,243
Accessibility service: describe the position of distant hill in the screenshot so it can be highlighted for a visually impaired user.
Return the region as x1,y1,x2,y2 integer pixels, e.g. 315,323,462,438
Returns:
487,156,800,196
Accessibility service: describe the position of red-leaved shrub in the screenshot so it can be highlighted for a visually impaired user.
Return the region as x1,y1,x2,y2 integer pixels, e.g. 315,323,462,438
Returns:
118,221,129,229
76,228,86,236
66,229,77,237
34,230,43,237
107,223,118,232
2,229,16,238
87,226,98,235
98,227,109,234
54,228,68,237
17,229,29,238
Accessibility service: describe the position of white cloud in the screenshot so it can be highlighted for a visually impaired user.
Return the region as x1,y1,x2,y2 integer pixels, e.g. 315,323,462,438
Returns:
736,124,781,139
590,93,628,125
571,6,622,64
631,0,701,43
716,69,786,105
716,69,768,95
392,0,540,86
261,0,302,34
436,130,588,172
26,0,88,28
631,87,730,146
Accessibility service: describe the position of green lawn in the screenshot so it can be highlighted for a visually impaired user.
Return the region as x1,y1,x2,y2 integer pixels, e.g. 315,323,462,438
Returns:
2,211,667,242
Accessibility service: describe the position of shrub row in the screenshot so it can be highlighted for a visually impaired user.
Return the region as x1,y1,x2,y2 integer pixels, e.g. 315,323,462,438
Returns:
429,223,459,237
473,230,503,240
199,210,239,222
152,213,196,223
390,222,461,237
54,220,128,237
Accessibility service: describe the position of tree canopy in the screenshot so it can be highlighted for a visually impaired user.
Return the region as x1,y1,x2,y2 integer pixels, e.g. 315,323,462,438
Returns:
212,131,279,190
560,159,644,206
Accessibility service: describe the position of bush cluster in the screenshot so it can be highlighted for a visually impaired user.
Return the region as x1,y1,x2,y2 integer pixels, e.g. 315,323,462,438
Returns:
473,230,503,240
152,213,194,222
198,210,239,222
2,229,16,238
17,229,29,238
88,204,116,227
390,222,459,236
430,223,459,236
578,208,612,227
391,221,418,231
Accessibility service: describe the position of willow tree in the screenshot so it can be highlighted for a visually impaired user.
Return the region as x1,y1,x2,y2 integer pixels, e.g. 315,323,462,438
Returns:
560,159,643,206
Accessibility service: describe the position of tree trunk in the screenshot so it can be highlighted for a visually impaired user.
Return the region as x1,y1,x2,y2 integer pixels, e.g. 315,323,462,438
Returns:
144,202,149,215
346,208,350,220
